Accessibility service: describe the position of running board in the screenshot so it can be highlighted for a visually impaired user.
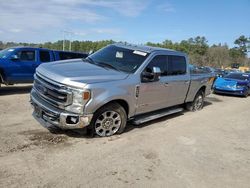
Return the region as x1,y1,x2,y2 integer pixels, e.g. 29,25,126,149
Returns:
132,107,184,125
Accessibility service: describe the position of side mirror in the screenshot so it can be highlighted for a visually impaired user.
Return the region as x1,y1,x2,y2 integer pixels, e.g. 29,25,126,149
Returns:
142,66,161,82
10,55,19,61
152,67,161,81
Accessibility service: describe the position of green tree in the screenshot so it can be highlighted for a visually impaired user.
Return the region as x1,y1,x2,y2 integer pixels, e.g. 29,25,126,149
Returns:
206,45,231,68
234,35,250,56
0,36,249,68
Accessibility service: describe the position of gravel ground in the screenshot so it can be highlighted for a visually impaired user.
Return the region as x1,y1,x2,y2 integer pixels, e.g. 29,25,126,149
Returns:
0,84,250,188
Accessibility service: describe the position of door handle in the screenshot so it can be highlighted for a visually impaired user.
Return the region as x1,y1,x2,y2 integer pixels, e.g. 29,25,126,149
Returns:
184,80,190,84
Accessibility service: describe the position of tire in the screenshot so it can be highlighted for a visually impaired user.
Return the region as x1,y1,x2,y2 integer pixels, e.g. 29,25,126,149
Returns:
0,74,2,88
90,102,127,137
243,87,249,98
185,90,205,111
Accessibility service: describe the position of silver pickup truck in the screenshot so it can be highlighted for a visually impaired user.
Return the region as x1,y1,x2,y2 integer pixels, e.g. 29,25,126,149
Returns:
30,43,214,137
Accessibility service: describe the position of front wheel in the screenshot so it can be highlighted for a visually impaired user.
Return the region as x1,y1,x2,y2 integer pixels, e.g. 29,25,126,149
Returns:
91,102,127,137
0,74,2,87
243,87,249,98
186,90,205,111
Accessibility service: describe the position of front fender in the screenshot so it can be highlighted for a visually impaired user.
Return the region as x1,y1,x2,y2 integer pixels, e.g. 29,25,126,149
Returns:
84,82,137,118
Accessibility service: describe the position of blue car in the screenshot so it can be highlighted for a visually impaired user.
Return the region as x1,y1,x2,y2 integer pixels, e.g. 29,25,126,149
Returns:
213,73,250,97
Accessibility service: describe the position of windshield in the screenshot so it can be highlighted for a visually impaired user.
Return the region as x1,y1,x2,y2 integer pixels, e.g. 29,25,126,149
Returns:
224,73,250,81
0,48,15,58
86,45,149,73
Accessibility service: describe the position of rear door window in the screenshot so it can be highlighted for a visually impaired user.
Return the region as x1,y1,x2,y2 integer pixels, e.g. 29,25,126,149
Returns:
39,50,51,62
167,55,186,75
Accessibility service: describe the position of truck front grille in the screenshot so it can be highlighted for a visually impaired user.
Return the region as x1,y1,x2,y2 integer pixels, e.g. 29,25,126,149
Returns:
33,73,72,109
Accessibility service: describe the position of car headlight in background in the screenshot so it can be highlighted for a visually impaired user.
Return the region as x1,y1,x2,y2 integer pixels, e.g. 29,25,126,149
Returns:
65,89,91,114
236,85,246,89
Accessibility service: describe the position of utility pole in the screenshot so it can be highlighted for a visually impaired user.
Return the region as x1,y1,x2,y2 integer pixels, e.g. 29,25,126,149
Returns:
62,30,74,51
69,33,72,51
63,31,65,51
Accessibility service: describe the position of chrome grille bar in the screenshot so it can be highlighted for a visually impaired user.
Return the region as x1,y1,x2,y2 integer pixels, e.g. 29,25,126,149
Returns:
33,73,73,109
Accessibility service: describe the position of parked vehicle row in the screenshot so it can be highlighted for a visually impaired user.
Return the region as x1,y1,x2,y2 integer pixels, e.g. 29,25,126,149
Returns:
200,66,250,97
1,44,248,137
189,65,250,94
30,43,215,137
0,47,88,86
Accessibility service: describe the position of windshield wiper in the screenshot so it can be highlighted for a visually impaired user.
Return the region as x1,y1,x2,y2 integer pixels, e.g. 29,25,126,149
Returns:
97,62,120,72
84,58,120,72
84,57,96,64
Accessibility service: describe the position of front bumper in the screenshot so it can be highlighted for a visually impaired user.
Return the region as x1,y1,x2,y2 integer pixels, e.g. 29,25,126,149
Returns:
213,88,246,96
30,90,93,129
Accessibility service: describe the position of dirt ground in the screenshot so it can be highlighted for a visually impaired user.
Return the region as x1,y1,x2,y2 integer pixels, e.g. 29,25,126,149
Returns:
0,84,250,188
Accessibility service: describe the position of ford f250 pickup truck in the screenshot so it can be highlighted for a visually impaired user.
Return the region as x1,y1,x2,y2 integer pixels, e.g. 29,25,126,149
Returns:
30,43,214,137
0,47,88,86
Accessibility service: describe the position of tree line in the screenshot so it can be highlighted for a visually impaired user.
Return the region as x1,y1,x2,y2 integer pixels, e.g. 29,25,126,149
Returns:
0,35,249,68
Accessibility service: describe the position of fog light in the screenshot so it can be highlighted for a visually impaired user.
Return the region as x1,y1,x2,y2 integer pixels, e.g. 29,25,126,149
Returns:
66,116,79,124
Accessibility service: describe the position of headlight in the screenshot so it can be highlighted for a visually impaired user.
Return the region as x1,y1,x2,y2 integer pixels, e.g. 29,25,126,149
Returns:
236,85,245,89
65,89,91,114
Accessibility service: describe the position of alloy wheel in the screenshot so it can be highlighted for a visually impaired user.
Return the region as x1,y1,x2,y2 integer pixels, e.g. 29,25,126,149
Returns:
95,111,122,137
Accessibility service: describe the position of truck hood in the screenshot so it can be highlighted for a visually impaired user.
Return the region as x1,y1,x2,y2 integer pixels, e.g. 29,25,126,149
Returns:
36,59,129,88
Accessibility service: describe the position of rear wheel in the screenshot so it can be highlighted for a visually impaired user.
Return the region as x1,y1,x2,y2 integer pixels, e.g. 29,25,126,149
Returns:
186,90,205,111
91,102,127,137
243,87,249,98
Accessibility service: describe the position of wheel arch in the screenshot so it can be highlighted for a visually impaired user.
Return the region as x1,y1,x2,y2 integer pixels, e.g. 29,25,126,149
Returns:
0,68,5,83
185,85,206,111
199,85,206,95
93,99,129,117
90,99,129,137
186,85,207,103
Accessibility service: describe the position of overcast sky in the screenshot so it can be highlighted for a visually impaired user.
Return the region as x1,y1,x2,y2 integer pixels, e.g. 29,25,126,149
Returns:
0,0,249,46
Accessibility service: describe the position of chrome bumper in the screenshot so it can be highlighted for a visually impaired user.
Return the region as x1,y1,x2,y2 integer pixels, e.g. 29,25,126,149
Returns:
30,89,93,129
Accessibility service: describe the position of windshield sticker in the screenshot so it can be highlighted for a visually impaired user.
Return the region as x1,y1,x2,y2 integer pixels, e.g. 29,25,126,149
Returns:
8,49,14,52
133,50,147,56
116,51,123,58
